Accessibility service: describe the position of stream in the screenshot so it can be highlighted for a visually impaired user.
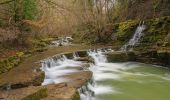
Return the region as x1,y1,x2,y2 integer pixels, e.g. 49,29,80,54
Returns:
85,49,170,100
41,48,170,100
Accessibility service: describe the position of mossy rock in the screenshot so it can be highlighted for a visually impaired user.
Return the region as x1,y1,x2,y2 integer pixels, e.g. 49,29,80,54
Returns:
65,53,74,59
76,51,88,57
107,52,129,62
0,53,23,74
22,88,48,100
126,52,136,61
157,51,170,65
72,91,80,100
32,72,45,86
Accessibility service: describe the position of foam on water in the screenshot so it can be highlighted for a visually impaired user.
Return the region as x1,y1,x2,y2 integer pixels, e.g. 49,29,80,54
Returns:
41,54,86,85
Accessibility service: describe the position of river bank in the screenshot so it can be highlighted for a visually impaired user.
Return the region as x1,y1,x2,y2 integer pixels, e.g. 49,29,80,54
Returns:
0,43,112,100
0,44,170,100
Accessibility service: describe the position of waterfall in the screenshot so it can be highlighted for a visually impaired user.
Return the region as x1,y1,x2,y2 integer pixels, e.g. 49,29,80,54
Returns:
121,21,146,51
41,54,84,85
78,48,114,100
41,48,115,100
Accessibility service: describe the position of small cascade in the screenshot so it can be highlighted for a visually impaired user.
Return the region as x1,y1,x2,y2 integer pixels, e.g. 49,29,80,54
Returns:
73,52,80,59
87,49,108,64
78,81,95,100
41,48,115,100
41,54,84,85
121,21,146,51
78,48,114,100
40,47,170,100
51,36,73,47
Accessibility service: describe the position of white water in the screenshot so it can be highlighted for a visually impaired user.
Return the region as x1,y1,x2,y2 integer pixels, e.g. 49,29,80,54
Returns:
51,36,73,47
41,48,170,100
41,48,133,99
41,54,86,85
121,21,146,51
79,49,129,100
73,52,80,59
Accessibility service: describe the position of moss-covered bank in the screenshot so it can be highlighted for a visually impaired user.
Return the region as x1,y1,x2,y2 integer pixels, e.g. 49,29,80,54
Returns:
73,16,170,51
107,50,170,68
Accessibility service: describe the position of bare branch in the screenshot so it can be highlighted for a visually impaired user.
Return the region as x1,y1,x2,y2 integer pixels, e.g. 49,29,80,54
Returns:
0,0,14,5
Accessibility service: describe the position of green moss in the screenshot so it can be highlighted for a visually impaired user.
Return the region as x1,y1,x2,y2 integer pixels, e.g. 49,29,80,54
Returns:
72,91,80,100
22,88,48,100
138,16,170,49
107,52,129,62
73,19,139,44
0,52,25,74
115,20,138,43
73,16,170,49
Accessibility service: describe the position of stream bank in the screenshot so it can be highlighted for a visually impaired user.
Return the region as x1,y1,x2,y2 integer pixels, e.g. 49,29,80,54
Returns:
0,44,112,100
107,50,170,68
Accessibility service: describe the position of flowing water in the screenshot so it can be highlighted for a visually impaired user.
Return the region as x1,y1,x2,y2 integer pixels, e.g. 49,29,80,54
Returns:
121,21,146,51
85,50,170,100
41,48,170,100
51,36,73,47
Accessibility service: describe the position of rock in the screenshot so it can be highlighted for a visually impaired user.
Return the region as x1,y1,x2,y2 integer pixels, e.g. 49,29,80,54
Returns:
22,88,48,100
126,52,136,61
0,86,45,100
64,53,74,59
76,51,88,57
157,51,170,66
0,84,79,100
107,52,129,62
45,84,79,100
0,72,44,91
63,71,93,89
75,57,94,63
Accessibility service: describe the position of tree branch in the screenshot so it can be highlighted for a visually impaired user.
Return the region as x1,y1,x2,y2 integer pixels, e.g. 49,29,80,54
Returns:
0,0,14,5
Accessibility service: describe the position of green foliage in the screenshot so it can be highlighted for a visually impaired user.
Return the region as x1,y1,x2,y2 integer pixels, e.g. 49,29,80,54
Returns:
22,88,48,100
115,20,138,40
22,0,38,20
73,20,138,44
142,16,170,46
